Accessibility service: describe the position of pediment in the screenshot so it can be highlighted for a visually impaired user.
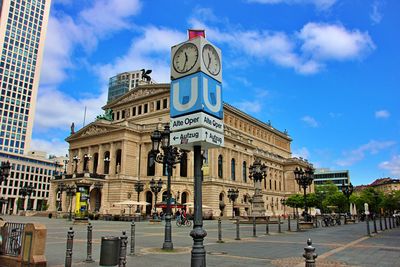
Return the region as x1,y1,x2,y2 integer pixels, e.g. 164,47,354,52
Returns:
66,121,120,141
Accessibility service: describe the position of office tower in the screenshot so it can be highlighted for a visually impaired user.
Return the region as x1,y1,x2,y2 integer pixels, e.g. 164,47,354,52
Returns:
0,0,52,154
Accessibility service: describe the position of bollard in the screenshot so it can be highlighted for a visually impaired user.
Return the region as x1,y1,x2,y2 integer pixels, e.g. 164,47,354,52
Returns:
119,231,128,267
303,238,317,267
85,223,94,262
296,215,300,232
265,217,269,235
389,216,392,229
217,218,224,243
366,216,371,236
373,215,377,233
314,216,318,228
384,215,388,230
278,215,282,233
130,221,136,255
252,216,257,237
379,214,383,231
65,227,74,267
235,217,241,240
288,215,291,231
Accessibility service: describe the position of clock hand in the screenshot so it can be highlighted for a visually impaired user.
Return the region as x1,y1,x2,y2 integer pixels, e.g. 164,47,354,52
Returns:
183,52,188,70
207,53,211,68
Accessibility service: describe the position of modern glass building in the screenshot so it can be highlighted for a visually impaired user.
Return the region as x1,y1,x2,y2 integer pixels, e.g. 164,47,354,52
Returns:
314,168,351,190
0,0,51,154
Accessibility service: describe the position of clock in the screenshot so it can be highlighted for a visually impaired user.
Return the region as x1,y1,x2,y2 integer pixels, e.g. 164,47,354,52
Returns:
172,43,199,74
202,44,221,76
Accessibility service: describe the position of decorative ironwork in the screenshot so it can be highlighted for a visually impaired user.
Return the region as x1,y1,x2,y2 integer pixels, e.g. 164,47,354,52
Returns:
294,167,314,222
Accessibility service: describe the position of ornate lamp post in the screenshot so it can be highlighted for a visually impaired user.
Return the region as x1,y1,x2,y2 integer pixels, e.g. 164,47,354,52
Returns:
94,182,103,212
65,185,76,221
25,184,35,210
149,178,163,218
280,198,286,216
341,181,353,213
19,187,27,211
73,156,80,173
293,167,314,222
134,181,144,213
0,161,11,184
227,188,239,218
248,159,267,217
151,125,182,250
58,182,66,211
63,159,69,174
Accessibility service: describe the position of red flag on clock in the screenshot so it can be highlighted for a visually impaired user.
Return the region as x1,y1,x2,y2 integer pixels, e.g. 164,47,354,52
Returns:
188,29,205,40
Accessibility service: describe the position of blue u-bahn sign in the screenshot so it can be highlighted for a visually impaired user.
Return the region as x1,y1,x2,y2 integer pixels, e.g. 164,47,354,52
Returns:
170,72,223,119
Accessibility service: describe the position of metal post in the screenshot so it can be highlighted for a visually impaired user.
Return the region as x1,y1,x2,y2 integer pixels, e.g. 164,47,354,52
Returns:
373,214,377,233
265,217,269,235
366,216,371,236
384,215,388,230
130,221,136,255
303,238,317,267
217,218,223,243
65,227,74,267
252,216,257,237
297,215,300,232
288,215,291,231
235,217,240,240
119,231,128,267
379,214,383,231
278,215,282,233
163,164,173,250
389,215,392,229
85,223,94,262
190,146,207,267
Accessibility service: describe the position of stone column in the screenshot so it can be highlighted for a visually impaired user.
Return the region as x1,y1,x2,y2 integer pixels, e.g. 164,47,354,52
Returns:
109,142,116,175
98,144,104,174
88,146,93,173
78,148,83,173
121,141,127,175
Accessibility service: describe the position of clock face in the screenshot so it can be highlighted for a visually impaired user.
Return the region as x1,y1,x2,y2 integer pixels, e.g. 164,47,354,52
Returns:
173,43,199,74
202,44,221,76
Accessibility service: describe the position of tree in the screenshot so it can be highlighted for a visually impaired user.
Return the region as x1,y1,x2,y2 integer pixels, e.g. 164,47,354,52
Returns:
285,194,303,215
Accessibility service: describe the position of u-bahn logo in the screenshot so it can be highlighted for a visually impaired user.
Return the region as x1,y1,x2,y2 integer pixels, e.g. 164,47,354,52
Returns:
170,72,223,119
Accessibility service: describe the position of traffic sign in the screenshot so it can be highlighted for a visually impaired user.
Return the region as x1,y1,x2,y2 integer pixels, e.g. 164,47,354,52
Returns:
170,112,223,133
170,127,224,150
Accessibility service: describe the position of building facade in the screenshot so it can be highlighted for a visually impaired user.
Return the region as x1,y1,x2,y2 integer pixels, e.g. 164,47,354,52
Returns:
369,178,400,193
0,150,65,214
108,70,155,103
314,168,351,190
49,83,313,218
0,0,51,154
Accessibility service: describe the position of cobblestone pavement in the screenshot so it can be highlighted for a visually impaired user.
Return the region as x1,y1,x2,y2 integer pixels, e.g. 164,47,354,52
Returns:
1,215,399,267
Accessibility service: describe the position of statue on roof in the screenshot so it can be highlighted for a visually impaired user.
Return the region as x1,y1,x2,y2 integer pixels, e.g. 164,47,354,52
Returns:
70,122,75,134
96,109,113,121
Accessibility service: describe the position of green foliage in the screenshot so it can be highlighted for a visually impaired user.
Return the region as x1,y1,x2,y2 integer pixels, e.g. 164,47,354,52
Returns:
285,194,303,208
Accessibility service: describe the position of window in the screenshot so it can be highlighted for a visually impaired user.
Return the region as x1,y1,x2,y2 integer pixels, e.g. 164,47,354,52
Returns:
163,98,167,109
242,161,247,183
121,110,125,119
132,107,136,116
231,158,235,181
156,100,161,110
147,152,155,176
138,106,142,115
144,103,148,113
218,155,223,178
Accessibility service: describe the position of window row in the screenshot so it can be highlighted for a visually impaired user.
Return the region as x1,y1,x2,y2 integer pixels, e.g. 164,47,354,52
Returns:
114,98,168,120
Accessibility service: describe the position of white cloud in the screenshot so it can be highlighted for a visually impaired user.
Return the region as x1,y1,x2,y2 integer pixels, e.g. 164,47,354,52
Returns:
30,138,69,158
299,22,375,61
370,1,383,24
232,100,262,113
301,116,319,127
247,0,337,10
293,147,310,159
379,155,400,177
336,140,396,166
375,109,390,119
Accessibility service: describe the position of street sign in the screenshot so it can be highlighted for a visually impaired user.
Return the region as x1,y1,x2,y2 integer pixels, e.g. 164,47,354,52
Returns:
170,112,223,133
170,127,224,150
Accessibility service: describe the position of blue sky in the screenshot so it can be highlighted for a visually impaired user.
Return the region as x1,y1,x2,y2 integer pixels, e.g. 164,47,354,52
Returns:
31,0,399,185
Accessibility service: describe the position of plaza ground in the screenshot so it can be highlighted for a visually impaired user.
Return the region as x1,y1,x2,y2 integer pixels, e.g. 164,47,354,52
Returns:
1,215,399,267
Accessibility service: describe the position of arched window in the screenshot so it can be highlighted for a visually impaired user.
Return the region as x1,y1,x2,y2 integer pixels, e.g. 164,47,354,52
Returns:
218,155,223,178
103,151,110,174
274,180,277,190
231,158,236,181
269,179,272,190
180,152,187,177
93,153,99,174
147,152,155,176
242,161,247,183
115,149,122,174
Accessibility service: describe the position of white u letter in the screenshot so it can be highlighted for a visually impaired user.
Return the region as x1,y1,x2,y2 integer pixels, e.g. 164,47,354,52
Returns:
203,77,221,113
172,77,198,112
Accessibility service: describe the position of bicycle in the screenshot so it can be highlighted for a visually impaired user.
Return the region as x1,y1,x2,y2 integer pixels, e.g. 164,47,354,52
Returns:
176,217,192,227
8,228,22,255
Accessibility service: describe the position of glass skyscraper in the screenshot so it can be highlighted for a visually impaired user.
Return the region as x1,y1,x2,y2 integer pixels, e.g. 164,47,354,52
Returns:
0,0,51,154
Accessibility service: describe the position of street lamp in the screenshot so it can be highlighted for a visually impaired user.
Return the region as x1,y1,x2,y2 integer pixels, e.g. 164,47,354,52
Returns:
294,167,314,222
134,181,144,213
149,178,163,218
58,182,66,211
248,159,268,217
103,157,111,174
227,188,239,218
151,125,182,251
280,198,286,216
83,154,92,172
73,156,80,173
341,181,353,214
0,161,11,184
19,187,27,211
65,185,76,221
63,159,69,174
19,184,34,211
94,182,103,212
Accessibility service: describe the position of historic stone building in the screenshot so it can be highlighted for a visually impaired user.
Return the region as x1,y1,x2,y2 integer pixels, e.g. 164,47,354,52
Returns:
48,83,313,218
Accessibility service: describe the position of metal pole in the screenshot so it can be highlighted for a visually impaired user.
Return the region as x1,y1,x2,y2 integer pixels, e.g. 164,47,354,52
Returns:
252,216,257,237
235,217,240,240
217,218,223,243
278,215,282,233
265,217,269,235
288,215,291,231
130,221,136,255
163,163,173,250
297,215,300,232
373,214,377,233
366,215,371,236
65,227,74,267
119,231,128,267
303,238,317,267
190,146,207,267
85,223,94,262
384,215,388,230
379,214,383,231
389,215,392,229
68,195,73,221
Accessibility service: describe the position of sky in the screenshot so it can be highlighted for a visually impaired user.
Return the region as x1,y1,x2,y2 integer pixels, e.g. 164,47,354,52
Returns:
31,0,399,186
